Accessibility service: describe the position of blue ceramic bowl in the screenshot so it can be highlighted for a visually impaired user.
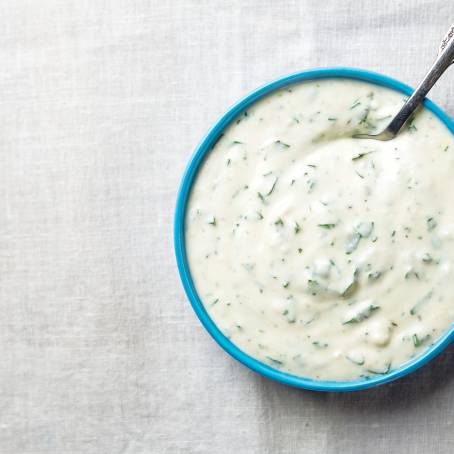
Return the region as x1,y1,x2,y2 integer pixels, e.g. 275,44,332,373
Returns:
174,67,454,391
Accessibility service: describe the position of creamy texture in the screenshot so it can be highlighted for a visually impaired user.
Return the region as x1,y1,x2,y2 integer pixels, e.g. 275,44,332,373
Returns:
185,79,454,381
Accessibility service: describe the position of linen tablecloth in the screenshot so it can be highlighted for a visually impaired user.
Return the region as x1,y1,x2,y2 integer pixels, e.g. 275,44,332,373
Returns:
1,1,454,452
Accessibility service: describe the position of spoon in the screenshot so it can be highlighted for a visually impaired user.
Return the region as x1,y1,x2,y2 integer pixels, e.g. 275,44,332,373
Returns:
354,23,454,141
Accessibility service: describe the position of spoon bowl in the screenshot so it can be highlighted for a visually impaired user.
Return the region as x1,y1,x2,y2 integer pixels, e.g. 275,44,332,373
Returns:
354,23,454,141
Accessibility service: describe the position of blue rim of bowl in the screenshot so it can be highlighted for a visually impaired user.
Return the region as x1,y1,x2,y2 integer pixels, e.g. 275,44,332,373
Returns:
174,67,454,391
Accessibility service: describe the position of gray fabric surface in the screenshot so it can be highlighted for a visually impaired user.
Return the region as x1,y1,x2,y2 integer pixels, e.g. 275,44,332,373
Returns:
1,0,454,452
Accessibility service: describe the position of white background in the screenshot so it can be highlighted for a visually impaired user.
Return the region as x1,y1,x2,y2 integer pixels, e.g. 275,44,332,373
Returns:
1,1,454,453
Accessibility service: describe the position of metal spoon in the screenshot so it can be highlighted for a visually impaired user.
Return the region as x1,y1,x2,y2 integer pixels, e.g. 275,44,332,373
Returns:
354,23,454,141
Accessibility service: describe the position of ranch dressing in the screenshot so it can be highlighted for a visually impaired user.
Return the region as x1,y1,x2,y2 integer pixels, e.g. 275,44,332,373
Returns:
185,79,454,381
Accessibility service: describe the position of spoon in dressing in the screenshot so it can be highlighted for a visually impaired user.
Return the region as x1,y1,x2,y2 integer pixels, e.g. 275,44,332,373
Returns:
354,23,454,141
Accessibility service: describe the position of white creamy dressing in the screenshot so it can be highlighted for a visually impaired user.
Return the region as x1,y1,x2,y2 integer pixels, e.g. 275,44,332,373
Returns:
185,79,454,381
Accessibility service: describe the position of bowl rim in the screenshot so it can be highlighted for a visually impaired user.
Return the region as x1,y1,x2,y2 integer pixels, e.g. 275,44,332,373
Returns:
174,66,454,391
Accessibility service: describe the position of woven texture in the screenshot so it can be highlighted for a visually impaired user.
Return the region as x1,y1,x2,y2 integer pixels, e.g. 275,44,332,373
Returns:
1,1,454,453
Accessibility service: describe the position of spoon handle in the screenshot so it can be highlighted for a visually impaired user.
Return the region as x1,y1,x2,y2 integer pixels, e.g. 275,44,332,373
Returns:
384,23,454,137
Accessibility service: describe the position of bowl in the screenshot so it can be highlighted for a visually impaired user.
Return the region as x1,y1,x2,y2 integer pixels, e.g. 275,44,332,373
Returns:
174,67,454,391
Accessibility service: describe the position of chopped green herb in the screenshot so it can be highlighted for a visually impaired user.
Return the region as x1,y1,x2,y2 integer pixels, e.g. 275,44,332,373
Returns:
235,111,248,124
318,223,336,229
256,211,264,220
307,279,322,295
346,232,361,254
341,280,359,299
328,117,337,121
207,216,217,226
266,177,278,196
350,99,361,109
343,305,380,324
412,334,421,347
226,158,231,166
274,218,284,226
232,140,243,145
298,248,303,254
352,151,373,161
408,122,417,133
257,192,266,203
368,271,382,281
341,268,360,298
312,341,329,349
275,140,290,148
427,217,437,231
359,108,370,125
294,222,301,234
405,269,420,280
307,179,316,192
283,281,290,288
412,333,431,347
422,253,432,263
355,170,365,179
410,291,433,315
211,298,219,306
444,145,449,152
266,356,283,366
